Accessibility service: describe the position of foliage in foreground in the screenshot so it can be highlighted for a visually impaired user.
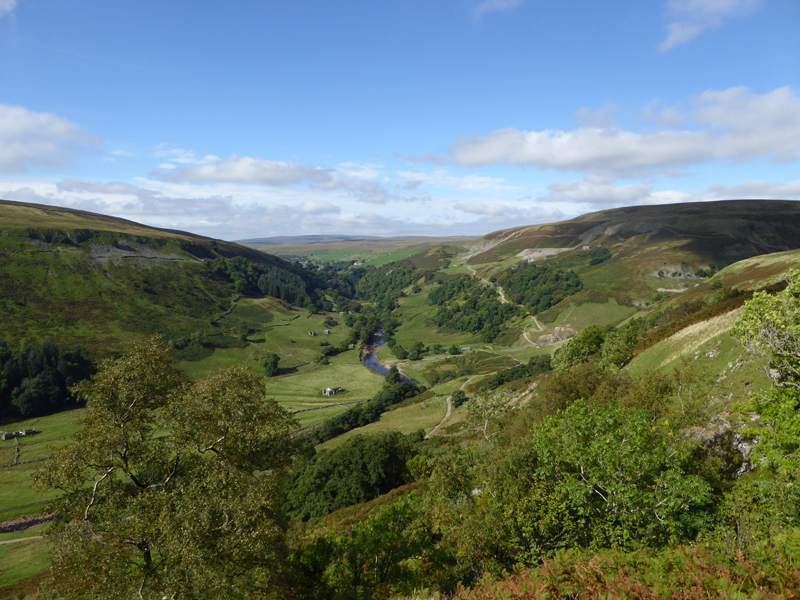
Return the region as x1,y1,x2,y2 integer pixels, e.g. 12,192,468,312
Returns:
35,338,296,600
436,539,800,600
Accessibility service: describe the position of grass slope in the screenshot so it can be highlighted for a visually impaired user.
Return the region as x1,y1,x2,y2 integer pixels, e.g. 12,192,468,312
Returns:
467,200,800,314
0,199,290,355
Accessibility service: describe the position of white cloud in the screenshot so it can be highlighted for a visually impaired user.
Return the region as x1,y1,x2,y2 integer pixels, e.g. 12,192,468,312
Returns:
641,100,687,127
0,0,16,18
543,176,654,206
153,145,219,165
296,200,341,215
454,201,511,216
396,169,515,192
0,104,102,173
703,179,800,199
660,0,763,51
453,200,567,229
474,0,523,20
111,150,134,157
574,104,618,128
434,87,800,177
0,179,492,239
162,156,332,186
160,155,417,205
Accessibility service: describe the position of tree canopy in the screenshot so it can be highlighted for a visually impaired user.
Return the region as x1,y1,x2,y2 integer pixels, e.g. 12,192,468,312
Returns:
35,338,296,600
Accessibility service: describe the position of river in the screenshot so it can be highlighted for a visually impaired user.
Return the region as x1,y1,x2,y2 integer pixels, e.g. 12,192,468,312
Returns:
362,330,417,383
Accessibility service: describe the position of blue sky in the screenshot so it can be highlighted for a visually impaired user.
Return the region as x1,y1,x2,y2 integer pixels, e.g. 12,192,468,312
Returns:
0,0,798,240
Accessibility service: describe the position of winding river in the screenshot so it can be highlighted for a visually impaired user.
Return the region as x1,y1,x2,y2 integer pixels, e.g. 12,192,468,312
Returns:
362,330,417,384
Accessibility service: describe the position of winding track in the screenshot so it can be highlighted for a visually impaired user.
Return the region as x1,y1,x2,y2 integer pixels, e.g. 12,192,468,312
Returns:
466,264,509,303
425,375,479,439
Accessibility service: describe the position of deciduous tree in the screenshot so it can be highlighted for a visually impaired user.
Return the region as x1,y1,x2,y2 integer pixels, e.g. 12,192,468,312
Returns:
35,338,296,599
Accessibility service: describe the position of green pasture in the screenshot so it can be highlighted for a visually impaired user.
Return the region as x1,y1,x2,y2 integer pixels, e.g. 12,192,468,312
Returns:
0,409,85,521
293,404,356,430
264,362,384,411
388,291,479,350
562,300,638,330
0,534,52,588
364,248,420,266
180,306,356,378
178,345,259,379
257,311,351,364
319,395,449,450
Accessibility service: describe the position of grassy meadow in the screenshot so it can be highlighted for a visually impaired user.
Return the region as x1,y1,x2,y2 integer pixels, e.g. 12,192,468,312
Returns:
319,395,449,450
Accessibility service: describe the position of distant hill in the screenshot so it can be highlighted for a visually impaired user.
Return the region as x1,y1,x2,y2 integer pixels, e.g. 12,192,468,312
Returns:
239,235,471,246
467,200,800,309
477,200,800,261
239,235,384,246
241,234,475,265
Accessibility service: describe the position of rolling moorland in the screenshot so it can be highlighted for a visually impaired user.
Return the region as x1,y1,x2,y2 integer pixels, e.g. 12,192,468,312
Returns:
1,199,800,598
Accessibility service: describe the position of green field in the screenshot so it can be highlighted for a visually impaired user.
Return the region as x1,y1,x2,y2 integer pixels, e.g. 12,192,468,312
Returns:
0,409,86,519
0,535,52,589
319,395,449,450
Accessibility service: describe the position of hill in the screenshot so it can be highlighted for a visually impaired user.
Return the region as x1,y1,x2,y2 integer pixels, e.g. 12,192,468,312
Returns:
464,199,800,310
0,200,298,355
241,234,475,266
239,234,386,245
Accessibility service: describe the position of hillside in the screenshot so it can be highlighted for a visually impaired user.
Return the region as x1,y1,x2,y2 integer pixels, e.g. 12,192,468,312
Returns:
463,199,800,314
0,200,296,355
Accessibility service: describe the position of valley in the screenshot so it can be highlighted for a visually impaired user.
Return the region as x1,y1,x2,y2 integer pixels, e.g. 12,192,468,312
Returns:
1,199,799,599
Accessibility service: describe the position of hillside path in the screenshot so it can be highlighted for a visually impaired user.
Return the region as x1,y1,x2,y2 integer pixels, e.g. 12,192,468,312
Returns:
0,536,43,546
522,315,544,345
425,396,451,439
424,375,478,439
466,265,509,304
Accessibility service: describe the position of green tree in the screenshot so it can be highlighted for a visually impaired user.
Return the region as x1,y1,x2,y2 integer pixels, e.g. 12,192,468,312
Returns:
451,389,467,408
285,432,415,520
260,351,280,377
322,495,431,598
35,338,296,599
733,268,800,475
385,365,401,385
550,324,607,371
465,391,513,444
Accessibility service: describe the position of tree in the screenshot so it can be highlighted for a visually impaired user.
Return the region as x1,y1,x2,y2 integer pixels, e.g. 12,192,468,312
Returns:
321,495,431,597
465,391,513,444
285,432,416,521
733,268,800,474
451,389,467,408
551,324,607,371
35,338,296,599
260,351,280,377
385,365,401,385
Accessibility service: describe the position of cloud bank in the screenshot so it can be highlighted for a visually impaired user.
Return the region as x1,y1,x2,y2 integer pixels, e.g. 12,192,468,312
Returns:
435,87,800,177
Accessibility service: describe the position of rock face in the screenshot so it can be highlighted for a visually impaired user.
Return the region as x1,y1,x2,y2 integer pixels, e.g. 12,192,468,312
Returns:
685,413,761,477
